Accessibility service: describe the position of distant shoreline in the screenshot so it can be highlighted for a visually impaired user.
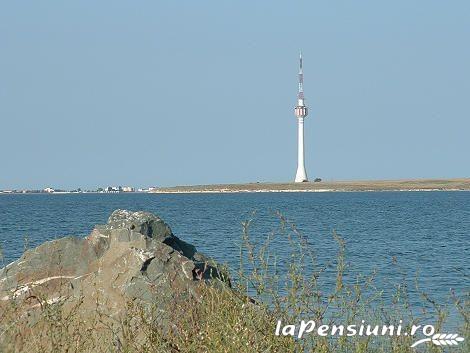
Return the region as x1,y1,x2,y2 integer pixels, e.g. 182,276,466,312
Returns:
2,178,469,195
149,178,470,194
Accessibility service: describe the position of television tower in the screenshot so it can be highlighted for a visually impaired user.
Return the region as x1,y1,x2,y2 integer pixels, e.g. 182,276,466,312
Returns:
294,52,309,182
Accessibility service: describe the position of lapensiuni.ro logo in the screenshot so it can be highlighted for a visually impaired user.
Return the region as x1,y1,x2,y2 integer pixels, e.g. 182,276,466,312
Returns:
275,320,465,348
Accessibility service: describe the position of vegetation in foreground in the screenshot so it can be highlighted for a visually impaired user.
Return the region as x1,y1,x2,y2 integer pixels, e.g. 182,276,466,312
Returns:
0,213,468,353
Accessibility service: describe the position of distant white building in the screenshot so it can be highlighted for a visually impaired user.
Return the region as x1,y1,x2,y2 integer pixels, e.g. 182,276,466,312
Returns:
43,187,55,193
102,186,135,193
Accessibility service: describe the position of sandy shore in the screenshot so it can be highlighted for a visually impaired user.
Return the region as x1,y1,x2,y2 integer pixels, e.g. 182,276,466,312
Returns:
149,178,470,194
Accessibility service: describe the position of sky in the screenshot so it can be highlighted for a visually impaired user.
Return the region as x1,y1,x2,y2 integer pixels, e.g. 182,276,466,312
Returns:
1,1,469,189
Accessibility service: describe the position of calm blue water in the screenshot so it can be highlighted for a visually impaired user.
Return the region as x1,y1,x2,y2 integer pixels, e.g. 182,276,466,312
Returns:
0,192,469,323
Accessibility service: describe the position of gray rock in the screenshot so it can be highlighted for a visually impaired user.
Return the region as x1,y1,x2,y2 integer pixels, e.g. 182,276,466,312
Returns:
0,209,229,323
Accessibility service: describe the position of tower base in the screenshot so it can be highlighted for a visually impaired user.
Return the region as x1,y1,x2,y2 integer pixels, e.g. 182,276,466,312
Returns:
295,178,309,183
295,169,308,183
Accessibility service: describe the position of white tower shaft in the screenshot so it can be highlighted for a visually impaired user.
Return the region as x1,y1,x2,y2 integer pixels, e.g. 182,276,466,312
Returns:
295,118,308,182
293,52,309,182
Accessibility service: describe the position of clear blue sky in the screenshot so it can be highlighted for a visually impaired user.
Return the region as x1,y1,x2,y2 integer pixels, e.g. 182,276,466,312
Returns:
1,1,469,189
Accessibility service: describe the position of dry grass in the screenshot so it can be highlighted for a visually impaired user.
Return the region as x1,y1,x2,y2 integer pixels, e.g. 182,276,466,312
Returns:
150,178,470,193
0,213,468,352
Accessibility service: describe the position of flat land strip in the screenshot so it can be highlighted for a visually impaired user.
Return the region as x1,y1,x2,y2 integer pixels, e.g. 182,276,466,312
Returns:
150,178,470,193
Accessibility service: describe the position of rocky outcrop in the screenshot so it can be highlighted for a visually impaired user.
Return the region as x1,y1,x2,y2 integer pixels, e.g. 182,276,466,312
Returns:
0,210,228,321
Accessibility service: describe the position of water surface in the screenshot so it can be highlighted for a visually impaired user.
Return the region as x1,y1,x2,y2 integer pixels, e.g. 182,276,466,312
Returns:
0,192,468,323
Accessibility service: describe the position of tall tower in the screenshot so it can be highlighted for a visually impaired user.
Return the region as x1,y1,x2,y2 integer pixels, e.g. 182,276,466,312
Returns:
294,52,309,182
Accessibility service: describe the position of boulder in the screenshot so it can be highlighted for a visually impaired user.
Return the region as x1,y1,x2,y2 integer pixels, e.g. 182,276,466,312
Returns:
0,210,228,323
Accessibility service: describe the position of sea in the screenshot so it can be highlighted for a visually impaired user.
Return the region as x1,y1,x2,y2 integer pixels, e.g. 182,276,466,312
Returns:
0,191,469,326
